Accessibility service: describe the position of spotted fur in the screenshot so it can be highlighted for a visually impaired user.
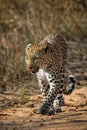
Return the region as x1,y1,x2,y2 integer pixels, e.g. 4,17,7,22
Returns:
25,34,75,115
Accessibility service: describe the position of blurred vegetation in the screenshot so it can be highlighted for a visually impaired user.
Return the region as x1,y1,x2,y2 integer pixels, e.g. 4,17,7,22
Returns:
19,86,30,104
0,0,87,91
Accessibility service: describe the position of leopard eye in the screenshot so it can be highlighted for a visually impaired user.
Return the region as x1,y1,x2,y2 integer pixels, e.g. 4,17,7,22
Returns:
34,59,38,63
33,57,37,60
35,53,40,58
32,57,38,63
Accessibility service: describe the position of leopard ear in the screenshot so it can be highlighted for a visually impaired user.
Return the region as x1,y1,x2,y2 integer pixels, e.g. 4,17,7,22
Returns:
26,43,32,47
25,43,32,50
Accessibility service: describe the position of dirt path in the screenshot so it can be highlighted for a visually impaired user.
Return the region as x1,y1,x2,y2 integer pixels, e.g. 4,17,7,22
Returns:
0,87,87,130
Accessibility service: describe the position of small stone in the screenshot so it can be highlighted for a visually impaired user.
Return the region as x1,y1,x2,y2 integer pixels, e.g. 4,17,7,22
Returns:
39,123,44,127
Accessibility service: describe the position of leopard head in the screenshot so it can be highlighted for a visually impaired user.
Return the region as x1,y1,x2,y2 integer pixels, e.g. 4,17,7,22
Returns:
25,39,52,73
25,34,67,74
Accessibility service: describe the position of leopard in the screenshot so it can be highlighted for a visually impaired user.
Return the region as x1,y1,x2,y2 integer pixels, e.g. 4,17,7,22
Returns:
25,34,75,115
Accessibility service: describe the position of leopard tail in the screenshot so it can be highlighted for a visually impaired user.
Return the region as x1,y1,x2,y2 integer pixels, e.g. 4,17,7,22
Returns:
63,75,75,95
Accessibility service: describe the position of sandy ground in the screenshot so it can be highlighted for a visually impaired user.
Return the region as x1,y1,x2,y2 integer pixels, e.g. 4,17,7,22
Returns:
0,83,87,130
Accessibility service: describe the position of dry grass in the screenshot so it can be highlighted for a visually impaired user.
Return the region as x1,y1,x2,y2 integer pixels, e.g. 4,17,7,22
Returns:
0,0,87,90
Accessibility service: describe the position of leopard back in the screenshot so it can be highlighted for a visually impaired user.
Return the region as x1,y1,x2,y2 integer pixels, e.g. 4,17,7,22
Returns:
25,34,67,75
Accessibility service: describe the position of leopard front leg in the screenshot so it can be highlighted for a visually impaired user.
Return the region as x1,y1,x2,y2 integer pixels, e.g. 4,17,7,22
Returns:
38,79,50,102
36,69,50,102
38,82,61,115
53,94,65,113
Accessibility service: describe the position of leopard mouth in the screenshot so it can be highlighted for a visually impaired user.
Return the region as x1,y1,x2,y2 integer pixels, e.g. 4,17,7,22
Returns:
28,66,39,73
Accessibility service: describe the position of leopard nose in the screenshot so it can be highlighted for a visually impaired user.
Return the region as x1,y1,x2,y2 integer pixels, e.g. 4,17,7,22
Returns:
27,66,33,72
29,66,33,70
27,65,33,69
26,64,32,70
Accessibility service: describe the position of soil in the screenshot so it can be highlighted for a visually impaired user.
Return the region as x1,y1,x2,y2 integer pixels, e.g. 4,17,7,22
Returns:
0,80,87,130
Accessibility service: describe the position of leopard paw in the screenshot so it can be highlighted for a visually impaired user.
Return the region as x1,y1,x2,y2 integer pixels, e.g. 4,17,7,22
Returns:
54,107,62,113
38,105,54,115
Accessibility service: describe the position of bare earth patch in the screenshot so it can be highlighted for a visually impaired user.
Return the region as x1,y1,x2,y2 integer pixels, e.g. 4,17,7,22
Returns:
0,85,87,130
